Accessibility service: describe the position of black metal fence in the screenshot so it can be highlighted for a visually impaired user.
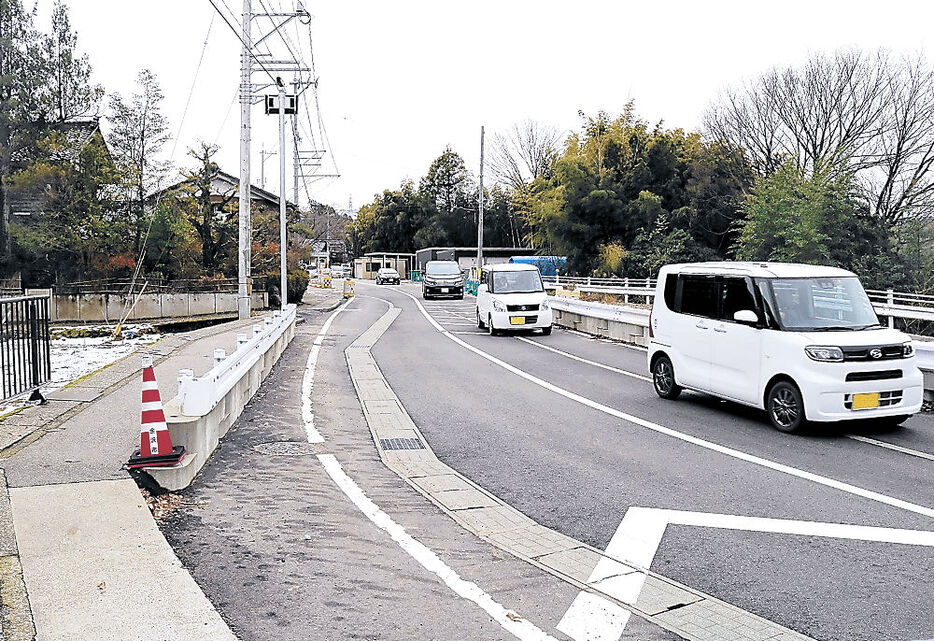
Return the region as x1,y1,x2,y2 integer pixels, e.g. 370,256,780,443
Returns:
0,295,51,400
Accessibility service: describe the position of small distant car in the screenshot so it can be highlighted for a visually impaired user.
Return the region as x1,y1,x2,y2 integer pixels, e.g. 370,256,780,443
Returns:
476,263,552,335
422,261,464,299
376,268,400,285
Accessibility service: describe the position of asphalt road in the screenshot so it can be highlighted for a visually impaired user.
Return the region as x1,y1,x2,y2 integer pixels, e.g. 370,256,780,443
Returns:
363,281,934,641
161,296,678,640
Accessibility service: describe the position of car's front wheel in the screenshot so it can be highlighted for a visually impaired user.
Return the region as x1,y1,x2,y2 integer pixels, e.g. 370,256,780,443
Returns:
767,380,806,433
652,355,681,400
487,314,499,336
476,310,485,329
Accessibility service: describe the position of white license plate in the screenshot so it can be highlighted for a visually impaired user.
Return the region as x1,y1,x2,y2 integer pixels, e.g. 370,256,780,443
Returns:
441,288,449,293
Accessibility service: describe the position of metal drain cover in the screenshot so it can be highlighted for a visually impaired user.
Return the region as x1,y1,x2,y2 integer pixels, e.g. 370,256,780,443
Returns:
253,441,317,456
379,437,425,451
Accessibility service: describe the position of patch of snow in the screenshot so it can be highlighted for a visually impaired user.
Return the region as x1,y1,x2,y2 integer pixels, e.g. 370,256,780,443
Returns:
0,325,162,419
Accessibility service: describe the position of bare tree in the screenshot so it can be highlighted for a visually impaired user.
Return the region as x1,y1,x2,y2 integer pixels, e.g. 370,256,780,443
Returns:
490,120,561,190
489,120,561,246
705,50,934,223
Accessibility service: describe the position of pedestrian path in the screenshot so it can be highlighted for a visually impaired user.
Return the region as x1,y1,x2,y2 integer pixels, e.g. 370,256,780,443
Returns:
0,291,343,641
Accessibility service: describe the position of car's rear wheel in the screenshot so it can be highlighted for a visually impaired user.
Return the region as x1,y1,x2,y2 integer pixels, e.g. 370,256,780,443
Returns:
652,355,681,400
767,380,806,433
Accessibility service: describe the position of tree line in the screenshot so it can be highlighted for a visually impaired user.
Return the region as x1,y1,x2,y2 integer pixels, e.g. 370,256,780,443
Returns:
0,0,335,297
350,49,934,292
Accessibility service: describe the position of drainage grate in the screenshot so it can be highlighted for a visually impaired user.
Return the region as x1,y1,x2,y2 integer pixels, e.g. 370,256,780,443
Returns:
379,437,425,451
253,441,317,456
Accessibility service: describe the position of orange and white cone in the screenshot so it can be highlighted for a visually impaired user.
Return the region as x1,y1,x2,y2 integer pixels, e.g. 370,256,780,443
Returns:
127,355,185,469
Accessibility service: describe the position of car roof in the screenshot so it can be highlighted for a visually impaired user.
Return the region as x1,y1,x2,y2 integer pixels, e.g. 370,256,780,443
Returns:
426,260,458,265
486,262,540,272
662,261,855,279
378,267,397,271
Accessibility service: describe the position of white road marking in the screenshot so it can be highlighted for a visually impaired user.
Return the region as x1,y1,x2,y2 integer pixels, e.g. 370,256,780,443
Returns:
517,337,651,382
306,293,559,641
317,454,559,641
845,434,934,462
396,289,934,520
302,300,352,443
561,506,934,640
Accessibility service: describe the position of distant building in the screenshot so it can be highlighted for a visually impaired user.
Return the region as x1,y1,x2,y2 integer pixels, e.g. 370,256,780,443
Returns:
353,252,416,280
149,169,296,215
414,246,539,273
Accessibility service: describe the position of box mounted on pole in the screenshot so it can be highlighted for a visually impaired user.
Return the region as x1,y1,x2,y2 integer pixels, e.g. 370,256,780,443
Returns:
265,94,297,114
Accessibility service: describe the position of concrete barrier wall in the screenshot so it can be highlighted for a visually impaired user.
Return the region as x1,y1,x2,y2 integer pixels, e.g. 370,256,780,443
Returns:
552,307,649,346
150,312,296,491
30,291,269,323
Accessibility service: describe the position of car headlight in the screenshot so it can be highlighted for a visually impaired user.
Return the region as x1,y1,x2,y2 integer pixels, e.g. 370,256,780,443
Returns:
424,277,436,285
903,341,914,357
805,346,844,362
492,299,506,312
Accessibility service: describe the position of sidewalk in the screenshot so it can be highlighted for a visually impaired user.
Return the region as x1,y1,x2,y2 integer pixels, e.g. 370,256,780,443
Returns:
0,290,342,641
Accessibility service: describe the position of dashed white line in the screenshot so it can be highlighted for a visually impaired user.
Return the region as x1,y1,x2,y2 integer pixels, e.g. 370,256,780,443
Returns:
517,337,651,382
845,434,934,462
396,289,934,520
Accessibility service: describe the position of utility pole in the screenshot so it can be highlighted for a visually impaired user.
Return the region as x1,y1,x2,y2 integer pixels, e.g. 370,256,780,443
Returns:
477,125,485,275
237,0,252,320
292,114,300,205
277,79,288,310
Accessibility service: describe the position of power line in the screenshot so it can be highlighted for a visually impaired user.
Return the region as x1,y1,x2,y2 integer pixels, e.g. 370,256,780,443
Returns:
205,0,277,81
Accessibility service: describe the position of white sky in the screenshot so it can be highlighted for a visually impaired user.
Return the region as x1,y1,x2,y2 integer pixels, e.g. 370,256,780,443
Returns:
56,0,934,213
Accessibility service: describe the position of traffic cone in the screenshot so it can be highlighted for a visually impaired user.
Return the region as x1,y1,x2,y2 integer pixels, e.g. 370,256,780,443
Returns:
127,355,185,469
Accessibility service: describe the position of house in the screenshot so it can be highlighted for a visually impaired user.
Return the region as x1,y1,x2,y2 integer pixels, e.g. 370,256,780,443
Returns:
149,170,296,215
8,118,114,217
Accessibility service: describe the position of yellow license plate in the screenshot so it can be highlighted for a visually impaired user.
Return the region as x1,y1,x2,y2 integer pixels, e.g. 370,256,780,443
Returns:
852,393,879,410
510,317,526,325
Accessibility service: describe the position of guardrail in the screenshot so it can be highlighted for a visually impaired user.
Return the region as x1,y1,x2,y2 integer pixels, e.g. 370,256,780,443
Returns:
545,280,934,326
178,305,296,416
548,293,934,373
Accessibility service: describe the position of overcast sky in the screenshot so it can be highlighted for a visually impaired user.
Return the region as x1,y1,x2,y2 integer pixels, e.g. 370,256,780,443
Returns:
58,0,934,213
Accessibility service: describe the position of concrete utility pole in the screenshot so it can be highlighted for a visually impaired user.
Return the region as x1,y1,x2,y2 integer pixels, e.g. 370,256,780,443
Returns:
237,0,252,320
477,125,485,274
277,80,288,310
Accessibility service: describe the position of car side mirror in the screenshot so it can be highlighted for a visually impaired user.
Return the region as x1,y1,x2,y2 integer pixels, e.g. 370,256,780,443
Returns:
733,309,759,325
478,284,488,293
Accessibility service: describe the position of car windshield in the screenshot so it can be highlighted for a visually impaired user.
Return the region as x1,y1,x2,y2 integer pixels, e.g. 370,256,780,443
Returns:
491,270,544,294
427,263,460,276
761,277,880,331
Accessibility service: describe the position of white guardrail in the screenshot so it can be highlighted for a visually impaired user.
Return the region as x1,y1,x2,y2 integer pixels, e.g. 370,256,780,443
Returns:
545,285,934,372
176,304,296,416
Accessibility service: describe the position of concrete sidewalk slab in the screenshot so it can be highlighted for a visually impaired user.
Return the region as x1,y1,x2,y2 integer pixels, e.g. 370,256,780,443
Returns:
10,478,236,641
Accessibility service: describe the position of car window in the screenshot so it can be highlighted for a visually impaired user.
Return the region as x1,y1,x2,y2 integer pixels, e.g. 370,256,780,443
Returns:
427,262,460,276
720,277,757,321
490,270,543,294
678,275,718,318
663,274,677,310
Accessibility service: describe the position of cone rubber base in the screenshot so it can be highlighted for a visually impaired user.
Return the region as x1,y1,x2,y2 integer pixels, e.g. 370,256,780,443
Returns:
127,446,186,469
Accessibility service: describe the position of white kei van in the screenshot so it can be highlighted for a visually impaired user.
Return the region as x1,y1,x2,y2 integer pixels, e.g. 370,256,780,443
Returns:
647,262,923,432
476,263,553,335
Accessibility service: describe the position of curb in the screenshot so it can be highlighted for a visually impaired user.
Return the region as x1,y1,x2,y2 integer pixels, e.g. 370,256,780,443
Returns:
0,470,36,641
345,303,814,641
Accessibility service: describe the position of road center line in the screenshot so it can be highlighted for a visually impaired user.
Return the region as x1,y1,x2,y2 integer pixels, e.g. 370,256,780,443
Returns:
517,336,651,382
397,290,934,520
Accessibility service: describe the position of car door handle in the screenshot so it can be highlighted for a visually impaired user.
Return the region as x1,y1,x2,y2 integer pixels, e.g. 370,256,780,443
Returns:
695,322,708,330
714,327,727,333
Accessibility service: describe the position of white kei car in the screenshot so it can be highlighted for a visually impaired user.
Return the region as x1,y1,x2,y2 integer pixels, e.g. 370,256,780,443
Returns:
476,263,553,336
647,261,923,432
